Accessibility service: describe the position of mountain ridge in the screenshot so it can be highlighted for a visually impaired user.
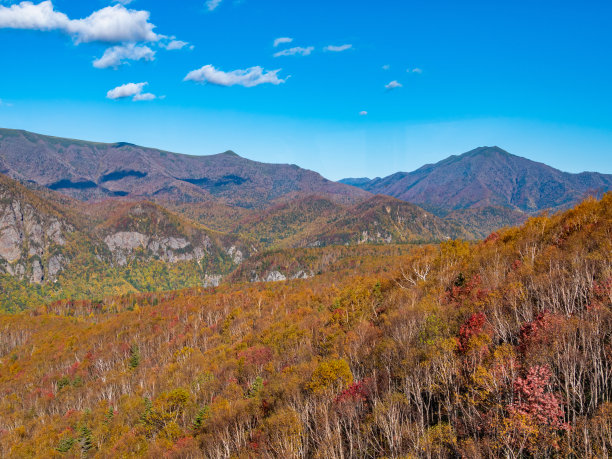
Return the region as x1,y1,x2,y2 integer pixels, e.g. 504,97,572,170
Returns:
340,146,612,215
0,128,369,207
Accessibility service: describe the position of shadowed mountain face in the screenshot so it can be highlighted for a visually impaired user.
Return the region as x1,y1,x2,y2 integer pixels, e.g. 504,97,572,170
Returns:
0,129,369,207
341,146,612,215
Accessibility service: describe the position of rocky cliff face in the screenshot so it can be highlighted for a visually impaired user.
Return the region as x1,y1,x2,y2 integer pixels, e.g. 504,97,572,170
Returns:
0,175,250,288
97,201,248,269
0,189,73,283
103,231,212,266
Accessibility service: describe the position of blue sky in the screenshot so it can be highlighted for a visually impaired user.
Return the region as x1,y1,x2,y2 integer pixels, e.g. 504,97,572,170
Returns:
0,0,611,180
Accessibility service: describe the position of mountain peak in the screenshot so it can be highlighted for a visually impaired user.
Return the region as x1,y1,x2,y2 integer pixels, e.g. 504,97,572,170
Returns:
113,142,137,148
354,146,612,214
462,146,512,158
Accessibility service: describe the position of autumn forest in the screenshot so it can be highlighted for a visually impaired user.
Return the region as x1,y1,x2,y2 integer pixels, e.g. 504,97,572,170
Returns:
1,192,610,457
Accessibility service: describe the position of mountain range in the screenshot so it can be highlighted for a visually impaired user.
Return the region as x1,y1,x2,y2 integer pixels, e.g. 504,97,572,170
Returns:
0,128,610,308
0,128,367,207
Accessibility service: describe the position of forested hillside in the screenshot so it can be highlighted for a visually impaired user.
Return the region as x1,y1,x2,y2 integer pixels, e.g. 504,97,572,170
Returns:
0,194,610,457
0,170,482,312
0,175,247,312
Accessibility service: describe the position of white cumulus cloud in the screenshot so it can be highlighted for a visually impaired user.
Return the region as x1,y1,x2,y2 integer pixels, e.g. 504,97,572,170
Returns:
184,65,287,88
273,46,313,57
106,82,156,101
273,37,293,47
0,1,187,69
324,44,352,52
93,43,155,68
0,1,160,43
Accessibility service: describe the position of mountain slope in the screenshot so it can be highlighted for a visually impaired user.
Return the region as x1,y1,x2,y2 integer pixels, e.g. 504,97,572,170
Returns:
233,195,345,248
1,194,610,457
304,194,471,246
0,173,253,310
233,194,472,249
0,128,369,207
0,173,76,283
342,146,612,214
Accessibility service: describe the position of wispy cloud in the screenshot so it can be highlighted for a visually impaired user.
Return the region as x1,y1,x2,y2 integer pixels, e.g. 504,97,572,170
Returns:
324,44,352,52
273,46,313,57
382,64,390,70
107,82,156,101
385,80,402,90
0,99,13,107
93,43,154,69
273,37,293,48
408,68,423,74
206,0,223,11
133,92,156,101
359,111,368,116
184,65,287,87
162,39,190,50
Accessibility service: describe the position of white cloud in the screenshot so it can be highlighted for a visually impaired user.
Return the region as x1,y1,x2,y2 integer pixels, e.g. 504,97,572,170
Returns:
385,80,402,90
106,82,156,101
133,91,156,101
184,65,287,87
93,43,154,68
273,37,292,47
410,68,423,74
0,1,160,43
359,111,368,116
113,0,133,4
0,1,69,32
324,44,352,52
206,0,222,11
273,46,313,57
382,64,390,70
163,39,189,50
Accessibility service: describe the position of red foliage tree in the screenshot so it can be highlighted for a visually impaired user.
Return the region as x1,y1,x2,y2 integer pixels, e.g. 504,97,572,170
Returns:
510,365,566,430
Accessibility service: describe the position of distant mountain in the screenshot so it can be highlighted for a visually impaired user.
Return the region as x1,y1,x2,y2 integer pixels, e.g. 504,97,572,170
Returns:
234,195,342,248
342,146,612,215
234,194,471,249
305,194,470,246
0,128,369,207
